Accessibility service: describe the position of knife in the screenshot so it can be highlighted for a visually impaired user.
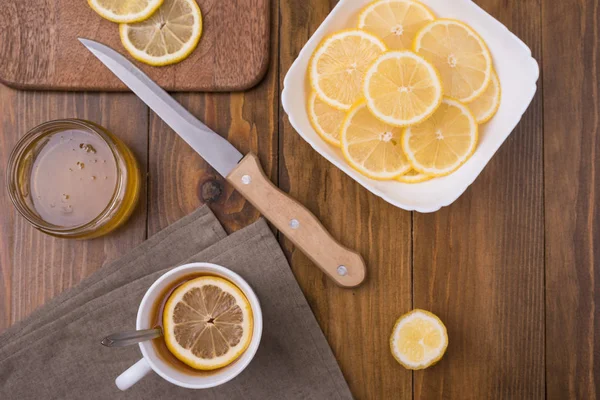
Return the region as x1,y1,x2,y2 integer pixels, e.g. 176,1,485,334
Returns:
80,39,366,287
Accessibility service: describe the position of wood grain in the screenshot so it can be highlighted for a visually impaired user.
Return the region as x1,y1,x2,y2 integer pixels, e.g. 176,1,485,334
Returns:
0,0,270,92
411,1,545,398
542,0,600,397
279,0,413,398
146,0,279,235
0,86,149,332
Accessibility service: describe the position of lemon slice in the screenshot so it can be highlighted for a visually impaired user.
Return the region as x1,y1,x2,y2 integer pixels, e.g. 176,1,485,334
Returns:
119,0,203,66
468,70,501,123
358,0,435,50
390,309,448,370
341,101,411,179
310,30,386,110
414,19,492,103
396,169,433,183
402,97,478,176
163,276,253,370
307,91,346,147
88,0,164,23
364,51,442,127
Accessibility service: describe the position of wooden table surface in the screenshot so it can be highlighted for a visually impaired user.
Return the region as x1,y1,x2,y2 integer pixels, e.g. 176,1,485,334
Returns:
0,0,598,399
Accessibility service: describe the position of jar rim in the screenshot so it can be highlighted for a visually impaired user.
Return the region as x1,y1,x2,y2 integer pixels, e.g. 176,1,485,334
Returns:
6,119,127,235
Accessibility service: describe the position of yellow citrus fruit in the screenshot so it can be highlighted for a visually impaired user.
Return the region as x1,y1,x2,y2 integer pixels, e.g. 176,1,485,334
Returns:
88,0,164,23
163,276,253,370
307,91,347,147
310,30,386,110
364,51,442,127
468,70,501,123
390,309,448,370
414,19,492,103
358,0,435,50
341,101,411,179
402,97,478,176
396,169,433,183
119,0,203,66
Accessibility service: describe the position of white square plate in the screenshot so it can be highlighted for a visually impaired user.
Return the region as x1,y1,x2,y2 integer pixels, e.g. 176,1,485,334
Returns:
282,0,539,213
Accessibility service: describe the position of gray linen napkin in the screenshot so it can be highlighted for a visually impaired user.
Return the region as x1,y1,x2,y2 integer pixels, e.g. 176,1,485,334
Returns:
0,206,353,400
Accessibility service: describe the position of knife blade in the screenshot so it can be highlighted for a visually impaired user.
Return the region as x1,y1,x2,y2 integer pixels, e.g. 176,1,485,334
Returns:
79,39,242,177
80,39,366,287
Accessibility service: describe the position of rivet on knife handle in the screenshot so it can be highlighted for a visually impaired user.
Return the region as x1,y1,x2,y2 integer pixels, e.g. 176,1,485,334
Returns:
227,153,366,287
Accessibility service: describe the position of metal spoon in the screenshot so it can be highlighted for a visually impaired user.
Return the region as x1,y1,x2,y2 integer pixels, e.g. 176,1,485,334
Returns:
101,327,163,347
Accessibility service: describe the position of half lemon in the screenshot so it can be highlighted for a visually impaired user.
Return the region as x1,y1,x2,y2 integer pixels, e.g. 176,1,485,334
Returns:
390,309,448,370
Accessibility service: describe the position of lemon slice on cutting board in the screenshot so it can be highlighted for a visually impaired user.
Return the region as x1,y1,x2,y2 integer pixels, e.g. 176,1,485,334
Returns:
163,276,253,370
468,70,501,123
358,0,435,50
390,309,448,370
307,91,347,147
364,51,443,127
414,19,492,103
341,101,411,179
120,0,203,66
402,97,478,176
310,30,386,110
396,169,433,183
88,0,164,23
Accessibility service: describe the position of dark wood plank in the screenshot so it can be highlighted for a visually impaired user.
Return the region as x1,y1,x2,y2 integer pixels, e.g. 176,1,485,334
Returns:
0,0,269,92
147,0,279,235
0,86,149,332
412,0,545,398
542,0,600,397
279,1,412,398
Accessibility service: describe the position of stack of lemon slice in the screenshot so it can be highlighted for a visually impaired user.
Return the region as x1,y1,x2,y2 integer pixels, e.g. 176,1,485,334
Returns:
308,0,501,183
88,0,203,66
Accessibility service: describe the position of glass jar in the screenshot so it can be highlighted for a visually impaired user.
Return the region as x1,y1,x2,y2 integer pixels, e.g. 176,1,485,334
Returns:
6,119,141,239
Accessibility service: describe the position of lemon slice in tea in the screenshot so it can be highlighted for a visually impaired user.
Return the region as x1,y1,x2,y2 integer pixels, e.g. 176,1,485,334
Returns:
163,276,253,370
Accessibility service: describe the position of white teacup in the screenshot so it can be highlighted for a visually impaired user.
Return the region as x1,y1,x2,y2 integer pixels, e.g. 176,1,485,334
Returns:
115,262,263,390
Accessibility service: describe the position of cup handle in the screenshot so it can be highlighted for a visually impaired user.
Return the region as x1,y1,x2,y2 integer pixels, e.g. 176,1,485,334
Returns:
115,358,152,391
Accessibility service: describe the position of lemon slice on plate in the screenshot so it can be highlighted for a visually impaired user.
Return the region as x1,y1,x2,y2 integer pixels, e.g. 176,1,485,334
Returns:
468,70,501,123
307,91,347,147
396,169,433,183
310,30,386,110
364,51,442,127
358,0,435,50
414,19,492,103
402,97,478,176
88,0,164,23
163,276,253,370
120,0,203,66
390,309,448,370
341,101,411,179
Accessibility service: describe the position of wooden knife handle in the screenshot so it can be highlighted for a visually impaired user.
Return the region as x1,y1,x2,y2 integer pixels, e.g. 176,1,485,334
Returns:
227,153,366,287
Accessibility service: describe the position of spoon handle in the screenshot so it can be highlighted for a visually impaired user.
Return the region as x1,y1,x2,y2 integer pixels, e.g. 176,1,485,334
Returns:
101,328,163,347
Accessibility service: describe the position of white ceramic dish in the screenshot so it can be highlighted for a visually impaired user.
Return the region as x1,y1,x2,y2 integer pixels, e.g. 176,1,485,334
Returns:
282,0,539,213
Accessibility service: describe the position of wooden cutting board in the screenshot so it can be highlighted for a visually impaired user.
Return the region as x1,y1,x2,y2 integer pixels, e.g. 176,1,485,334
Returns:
0,0,269,91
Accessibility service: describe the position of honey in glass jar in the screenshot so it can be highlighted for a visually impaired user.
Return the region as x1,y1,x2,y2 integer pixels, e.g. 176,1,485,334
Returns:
7,119,141,239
